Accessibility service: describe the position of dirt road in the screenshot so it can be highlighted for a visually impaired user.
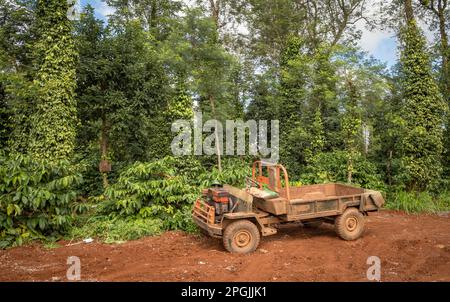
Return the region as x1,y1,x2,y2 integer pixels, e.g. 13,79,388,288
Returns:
0,210,449,282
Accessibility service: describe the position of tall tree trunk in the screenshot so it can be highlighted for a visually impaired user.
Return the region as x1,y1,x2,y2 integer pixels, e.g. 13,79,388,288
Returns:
437,8,449,96
347,155,353,184
404,0,415,23
387,150,393,186
150,0,157,30
423,0,450,95
438,13,448,68
100,114,110,188
209,96,222,172
208,0,222,172
209,0,220,29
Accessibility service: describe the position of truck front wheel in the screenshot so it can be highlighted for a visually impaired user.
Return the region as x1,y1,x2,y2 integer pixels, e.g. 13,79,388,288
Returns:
223,220,260,253
335,208,365,240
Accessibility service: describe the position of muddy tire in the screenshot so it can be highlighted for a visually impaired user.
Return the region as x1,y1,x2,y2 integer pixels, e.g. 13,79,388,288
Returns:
302,221,323,228
223,220,260,254
335,207,365,240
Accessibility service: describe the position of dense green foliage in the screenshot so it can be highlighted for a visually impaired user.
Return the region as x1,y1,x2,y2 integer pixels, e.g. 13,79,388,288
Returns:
301,151,386,191
28,0,78,161
70,215,164,244
0,0,449,247
76,10,170,167
102,156,249,216
386,190,450,214
69,156,250,240
396,20,448,191
0,154,83,248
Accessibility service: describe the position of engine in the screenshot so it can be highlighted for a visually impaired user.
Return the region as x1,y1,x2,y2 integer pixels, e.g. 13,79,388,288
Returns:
202,186,236,223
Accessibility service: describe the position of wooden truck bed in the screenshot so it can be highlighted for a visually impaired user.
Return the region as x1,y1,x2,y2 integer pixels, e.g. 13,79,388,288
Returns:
253,183,384,220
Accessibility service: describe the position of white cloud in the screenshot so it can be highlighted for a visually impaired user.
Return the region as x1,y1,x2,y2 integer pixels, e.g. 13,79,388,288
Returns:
94,1,115,17
359,29,396,54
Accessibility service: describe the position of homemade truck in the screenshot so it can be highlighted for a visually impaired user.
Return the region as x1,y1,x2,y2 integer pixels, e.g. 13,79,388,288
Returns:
192,161,385,253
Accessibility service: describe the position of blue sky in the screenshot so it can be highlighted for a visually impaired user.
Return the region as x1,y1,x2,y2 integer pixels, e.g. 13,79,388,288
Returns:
79,0,402,68
358,30,399,68
80,0,115,20
374,37,398,67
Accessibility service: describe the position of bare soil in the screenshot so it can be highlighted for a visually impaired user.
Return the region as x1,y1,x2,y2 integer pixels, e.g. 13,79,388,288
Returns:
1,210,449,282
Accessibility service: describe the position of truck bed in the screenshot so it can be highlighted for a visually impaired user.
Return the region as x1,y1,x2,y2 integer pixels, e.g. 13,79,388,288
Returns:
280,183,365,200
253,183,384,219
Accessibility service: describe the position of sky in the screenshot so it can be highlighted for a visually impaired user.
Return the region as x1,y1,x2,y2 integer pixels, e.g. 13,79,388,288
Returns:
80,0,115,19
357,29,399,68
79,0,435,69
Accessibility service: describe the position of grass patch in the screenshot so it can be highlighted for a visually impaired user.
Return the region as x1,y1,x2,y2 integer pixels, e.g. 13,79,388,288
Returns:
43,241,61,249
69,215,164,244
386,191,450,214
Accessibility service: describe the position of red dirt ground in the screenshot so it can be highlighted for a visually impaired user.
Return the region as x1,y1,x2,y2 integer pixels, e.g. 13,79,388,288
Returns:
0,210,449,282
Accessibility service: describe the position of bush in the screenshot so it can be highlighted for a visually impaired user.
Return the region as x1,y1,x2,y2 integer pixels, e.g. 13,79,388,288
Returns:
300,151,386,191
69,215,163,244
162,204,198,233
386,191,450,214
196,157,251,188
0,154,83,248
100,157,200,217
96,156,250,237
72,151,106,197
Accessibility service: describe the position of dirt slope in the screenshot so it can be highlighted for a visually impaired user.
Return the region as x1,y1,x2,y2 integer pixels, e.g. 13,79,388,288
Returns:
0,210,449,282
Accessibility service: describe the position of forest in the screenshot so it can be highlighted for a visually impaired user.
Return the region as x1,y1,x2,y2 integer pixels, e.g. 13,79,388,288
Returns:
0,0,449,248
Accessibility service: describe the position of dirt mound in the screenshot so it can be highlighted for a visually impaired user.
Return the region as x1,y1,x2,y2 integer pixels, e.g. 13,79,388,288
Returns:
0,210,449,281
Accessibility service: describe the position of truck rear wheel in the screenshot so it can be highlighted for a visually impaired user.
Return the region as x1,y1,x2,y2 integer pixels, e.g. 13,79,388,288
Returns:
223,220,260,254
335,208,365,240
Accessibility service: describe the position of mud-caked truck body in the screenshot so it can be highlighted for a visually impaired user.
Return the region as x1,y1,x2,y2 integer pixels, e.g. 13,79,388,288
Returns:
192,161,385,254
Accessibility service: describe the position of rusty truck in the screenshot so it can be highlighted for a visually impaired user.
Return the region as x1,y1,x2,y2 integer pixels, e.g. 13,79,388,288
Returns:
192,161,385,253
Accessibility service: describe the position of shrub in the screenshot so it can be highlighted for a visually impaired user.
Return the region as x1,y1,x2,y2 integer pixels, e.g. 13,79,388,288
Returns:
0,154,83,248
162,204,198,233
101,157,200,217
196,157,251,188
98,156,250,235
386,191,450,214
300,151,386,191
69,215,163,244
